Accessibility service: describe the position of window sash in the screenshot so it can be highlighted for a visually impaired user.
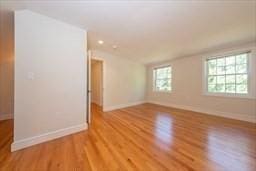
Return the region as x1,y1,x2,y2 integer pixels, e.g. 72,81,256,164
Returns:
153,66,172,92
206,51,250,61
206,52,249,94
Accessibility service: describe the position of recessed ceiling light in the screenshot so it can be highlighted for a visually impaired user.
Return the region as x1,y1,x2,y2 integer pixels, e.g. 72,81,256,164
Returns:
112,45,117,49
98,40,104,44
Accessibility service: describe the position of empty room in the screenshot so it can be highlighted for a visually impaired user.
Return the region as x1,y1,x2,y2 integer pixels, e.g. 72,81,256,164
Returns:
0,0,255,171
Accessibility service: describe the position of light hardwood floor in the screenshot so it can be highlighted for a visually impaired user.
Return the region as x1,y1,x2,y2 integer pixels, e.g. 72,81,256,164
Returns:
0,103,255,171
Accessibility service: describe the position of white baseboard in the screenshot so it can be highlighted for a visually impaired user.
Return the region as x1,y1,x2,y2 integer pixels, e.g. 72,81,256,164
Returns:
0,113,13,121
103,101,145,112
11,123,88,152
147,100,256,123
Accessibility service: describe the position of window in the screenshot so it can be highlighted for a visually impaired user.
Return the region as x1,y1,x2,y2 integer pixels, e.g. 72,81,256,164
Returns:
206,52,250,96
153,66,172,92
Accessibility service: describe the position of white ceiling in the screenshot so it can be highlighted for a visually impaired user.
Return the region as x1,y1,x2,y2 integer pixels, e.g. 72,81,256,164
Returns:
1,0,256,64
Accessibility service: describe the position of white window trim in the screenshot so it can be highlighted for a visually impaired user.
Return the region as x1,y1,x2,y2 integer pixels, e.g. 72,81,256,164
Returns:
153,64,172,93
202,49,256,99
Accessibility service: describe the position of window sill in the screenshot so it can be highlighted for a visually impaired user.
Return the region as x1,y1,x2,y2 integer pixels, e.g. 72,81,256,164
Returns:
153,90,172,94
203,92,256,99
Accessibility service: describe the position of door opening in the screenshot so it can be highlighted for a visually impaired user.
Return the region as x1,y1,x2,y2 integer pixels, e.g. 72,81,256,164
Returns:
87,55,104,124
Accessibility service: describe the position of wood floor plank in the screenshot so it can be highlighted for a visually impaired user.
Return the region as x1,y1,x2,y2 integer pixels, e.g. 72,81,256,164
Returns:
0,103,255,171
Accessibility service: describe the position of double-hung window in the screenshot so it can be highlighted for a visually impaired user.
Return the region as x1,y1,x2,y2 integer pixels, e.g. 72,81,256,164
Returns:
153,66,172,92
205,51,254,97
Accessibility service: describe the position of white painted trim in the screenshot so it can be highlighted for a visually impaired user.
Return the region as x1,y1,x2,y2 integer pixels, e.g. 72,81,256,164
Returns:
103,101,145,112
11,123,88,152
202,48,256,99
147,100,256,123
0,113,13,120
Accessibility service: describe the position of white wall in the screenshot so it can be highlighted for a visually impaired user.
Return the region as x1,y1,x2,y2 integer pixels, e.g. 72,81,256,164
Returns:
146,43,256,123
13,10,87,151
92,50,146,111
91,60,103,106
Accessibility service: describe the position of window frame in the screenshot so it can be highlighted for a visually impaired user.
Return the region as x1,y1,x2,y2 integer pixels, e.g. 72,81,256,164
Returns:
153,65,172,93
202,50,256,99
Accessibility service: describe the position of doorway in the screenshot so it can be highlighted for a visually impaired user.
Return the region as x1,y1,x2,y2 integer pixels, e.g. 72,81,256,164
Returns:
88,59,103,122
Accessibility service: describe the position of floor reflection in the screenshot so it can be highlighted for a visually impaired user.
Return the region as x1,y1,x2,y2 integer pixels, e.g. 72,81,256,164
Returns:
154,113,173,144
207,127,255,171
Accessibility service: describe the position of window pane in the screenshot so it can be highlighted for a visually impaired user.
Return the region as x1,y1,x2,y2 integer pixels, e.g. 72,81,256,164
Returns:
236,64,247,74
154,66,172,92
217,76,225,84
156,79,164,90
208,76,216,84
208,60,217,75
156,79,171,91
162,79,171,91
208,84,216,92
208,59,216,67
156,69,166,79
166,80,171,91
236,74,247,84
217,58,225,66
206,52,249,95
226,84,236,93
226,56,235,65
236,54,247,65
156,68,171,79
236,84,247,94
217,66,225,75
225,65,235,74
226,75,235,84
208,66,216,75
216,84,225,92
